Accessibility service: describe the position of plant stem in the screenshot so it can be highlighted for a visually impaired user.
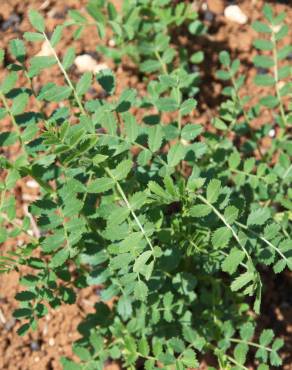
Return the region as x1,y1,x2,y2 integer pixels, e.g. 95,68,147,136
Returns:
196,194,251,262
0,91,23,146
271,29,287,128
229,338,273,352
105,167,155,255
155,50,168,74
235,221,289,264
228,67,264,159
42,32,87,117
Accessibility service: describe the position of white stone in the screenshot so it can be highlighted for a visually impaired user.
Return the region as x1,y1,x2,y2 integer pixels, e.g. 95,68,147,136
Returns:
74,54,109,74
269,129,275,138
94,63,109,74
108,39,116,47
224,5,248,25
271,24,281,33
26,179,39,189
36,40,53,57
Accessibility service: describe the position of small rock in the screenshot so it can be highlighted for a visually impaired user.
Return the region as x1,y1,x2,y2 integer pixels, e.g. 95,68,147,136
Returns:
95,287,102,296
39,0,51,10
204,10,215,22
277,81,285,90
26,179,40,189
30,341,40,351
108,39,116,47
271,24,281,33
207,0,224,14
27,229,34,236
256,67,268,75
191,65,199,73
95,63,109,74
269,129,275,138
48,338,55,346
201,2,208,11
0,308,6,324
224,5,248,25
36,40,53,57
4,318,16,331
74,54,109,74
1,13,21,31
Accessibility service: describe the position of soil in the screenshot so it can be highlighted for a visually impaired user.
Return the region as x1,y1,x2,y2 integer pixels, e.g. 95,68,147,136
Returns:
0,0,291,369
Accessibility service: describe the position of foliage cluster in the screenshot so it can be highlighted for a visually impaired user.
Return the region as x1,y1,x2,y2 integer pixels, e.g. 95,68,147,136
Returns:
0,2,291,370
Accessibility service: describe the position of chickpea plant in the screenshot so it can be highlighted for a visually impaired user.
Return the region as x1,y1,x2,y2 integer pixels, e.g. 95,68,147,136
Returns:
0,3,291,370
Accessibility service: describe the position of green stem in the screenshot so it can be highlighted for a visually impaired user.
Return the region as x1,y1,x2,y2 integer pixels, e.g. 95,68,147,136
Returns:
0,91,23,146
196,194,251,263
228,67,264,159
231,168,268,182
42,32,87,117
235,221,289,264
154,50,168,74
271,29,287,128
0,212,38,244
230,338,273,352
105,167,155,255
94,132,168,166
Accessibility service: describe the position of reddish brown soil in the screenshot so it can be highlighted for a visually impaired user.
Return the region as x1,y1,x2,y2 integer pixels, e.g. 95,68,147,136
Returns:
0,0,291,369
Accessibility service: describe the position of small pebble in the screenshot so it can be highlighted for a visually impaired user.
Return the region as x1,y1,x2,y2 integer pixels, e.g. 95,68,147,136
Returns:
4,318,15,331
30,341,40,351
224,5,248,25
269,129,275,138
191,65,199,73
74,54,109,74
48,338,55,346
201,2,208,11
52,11,66,19
204,10,215,22
36,41,53,57
1,13,21,31
108,39,116,47
39,0,51,10
271,24,282,33
95,288,102,296
26,179,40,189
256,67,269,75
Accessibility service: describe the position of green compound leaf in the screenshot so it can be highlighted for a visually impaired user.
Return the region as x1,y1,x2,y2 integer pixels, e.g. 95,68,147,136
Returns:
148,125,163,152
222,247,245,274
179,98,197,116
252,21,271,34
9,39,26,62
134,280,148,301
76,72,92,96
87,177,115,193
156,97,179,112
212,226,232,249
206,179,221,204
247,208,270,226
181,124,202,141
96,68,115,95
11,93,29,115
167,143,186,167
189,204,211,218
28,10,45,32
